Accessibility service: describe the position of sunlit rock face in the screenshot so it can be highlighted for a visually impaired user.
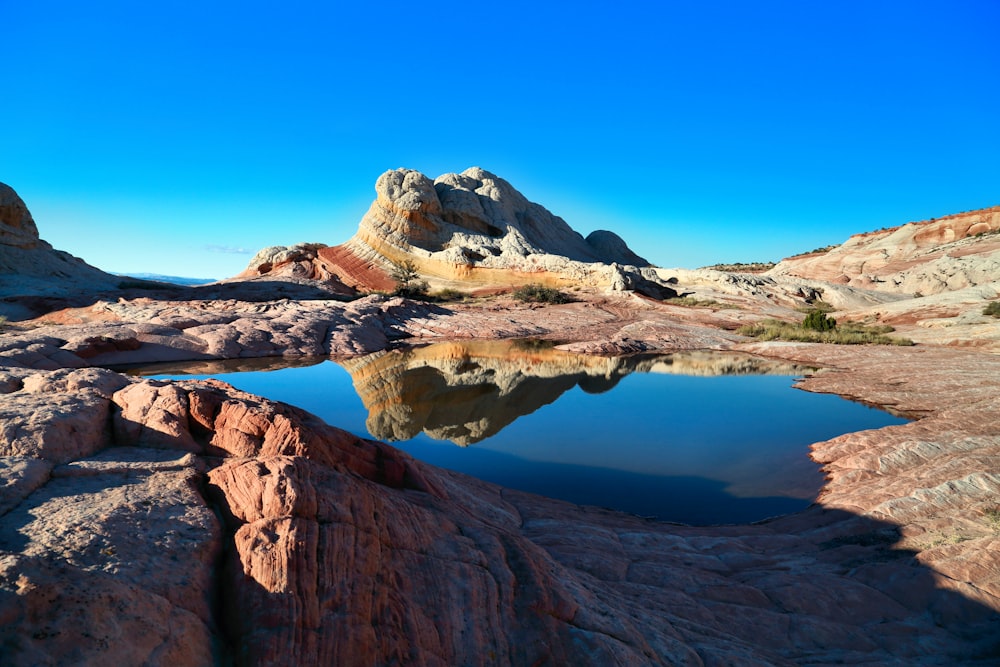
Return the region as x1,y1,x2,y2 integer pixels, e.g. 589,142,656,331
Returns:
338,341,809,445
243,167,677,296
768,205,1000,296
358,167,610,261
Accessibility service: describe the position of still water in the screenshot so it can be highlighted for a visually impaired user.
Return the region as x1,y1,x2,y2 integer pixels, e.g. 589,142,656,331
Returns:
132,342,908,525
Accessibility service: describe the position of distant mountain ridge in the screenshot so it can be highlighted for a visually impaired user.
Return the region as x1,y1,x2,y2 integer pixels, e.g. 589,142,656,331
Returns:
115,273,217,286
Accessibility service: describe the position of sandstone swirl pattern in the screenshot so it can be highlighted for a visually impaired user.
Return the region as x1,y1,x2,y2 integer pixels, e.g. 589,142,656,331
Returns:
242,167,675,297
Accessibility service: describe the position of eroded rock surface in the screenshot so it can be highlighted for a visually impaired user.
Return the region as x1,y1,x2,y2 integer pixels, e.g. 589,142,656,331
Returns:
769,206,1000,296
2,183,1000,665
241,167,676,298
2,344,997,664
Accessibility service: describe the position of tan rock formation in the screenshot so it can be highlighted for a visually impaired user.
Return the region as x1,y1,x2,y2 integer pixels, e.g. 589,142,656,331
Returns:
0,183,41,249
769,205,1000,296
242,167,676,297
235,242,358,296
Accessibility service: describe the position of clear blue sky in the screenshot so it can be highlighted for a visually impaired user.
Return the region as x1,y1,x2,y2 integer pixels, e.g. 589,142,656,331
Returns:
4,1,998,279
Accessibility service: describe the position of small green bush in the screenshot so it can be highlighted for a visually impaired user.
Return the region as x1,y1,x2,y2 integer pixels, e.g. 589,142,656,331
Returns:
795,300,835,314
702,261,776,272
392,283,430,299
802,310,837,332
512,284,570,304
983,506,1000,533
432,288,467,303
664,296,741,309
984,301,1000,318
389,260,429,299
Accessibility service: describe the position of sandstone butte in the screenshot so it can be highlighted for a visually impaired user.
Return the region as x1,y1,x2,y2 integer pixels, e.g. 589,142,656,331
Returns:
0,172,998,665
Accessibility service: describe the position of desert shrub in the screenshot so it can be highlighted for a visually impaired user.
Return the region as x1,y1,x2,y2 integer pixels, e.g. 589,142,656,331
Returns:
389,260,429,299
512,337,558,351
664,296,740,309
983,301,1000,318
737,319,913,346
983,506,1000,533
392,281,429,299
794,300,835,313
702,261,775,272
512,284,569,304
802,310,837,332
432,288,467,303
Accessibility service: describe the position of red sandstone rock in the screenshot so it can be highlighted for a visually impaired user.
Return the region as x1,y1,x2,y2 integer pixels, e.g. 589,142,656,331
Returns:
2,182,1000,663
1,337,999,664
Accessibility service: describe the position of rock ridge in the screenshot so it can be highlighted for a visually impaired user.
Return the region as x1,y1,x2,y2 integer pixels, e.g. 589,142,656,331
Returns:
769,205,1000,296
241,167,676,298
0,182,121,301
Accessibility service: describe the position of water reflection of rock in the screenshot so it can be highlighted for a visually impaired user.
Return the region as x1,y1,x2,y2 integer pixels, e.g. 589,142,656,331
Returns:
337,341,811,445
121,356,325,377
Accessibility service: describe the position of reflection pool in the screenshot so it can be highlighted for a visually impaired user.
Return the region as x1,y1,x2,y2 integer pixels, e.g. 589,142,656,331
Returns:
130,342,908,525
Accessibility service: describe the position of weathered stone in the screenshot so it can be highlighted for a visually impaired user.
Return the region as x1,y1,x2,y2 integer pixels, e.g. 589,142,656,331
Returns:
0,389,111,463
0,183,40,249
240,167,668,296
0,447,222,665
769,206,1000,296
1,182,999,665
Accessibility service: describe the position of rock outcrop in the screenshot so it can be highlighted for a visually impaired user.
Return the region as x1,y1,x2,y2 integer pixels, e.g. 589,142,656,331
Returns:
769,206,1000,296
242,168,677,298
0,183,42,250
4,179,1000,665
235,243,358,296
2,343,1000,665
0,183,121,301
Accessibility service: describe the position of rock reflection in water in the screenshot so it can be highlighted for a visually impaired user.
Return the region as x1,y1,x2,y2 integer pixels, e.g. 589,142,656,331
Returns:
131,343,908,523
337,341,811,446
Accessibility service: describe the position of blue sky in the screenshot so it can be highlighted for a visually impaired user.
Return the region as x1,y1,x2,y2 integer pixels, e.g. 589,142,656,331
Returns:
4,1,998,279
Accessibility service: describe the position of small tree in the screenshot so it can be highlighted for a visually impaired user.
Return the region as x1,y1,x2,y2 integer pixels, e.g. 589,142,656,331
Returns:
389,260,428,298
802,310,836,332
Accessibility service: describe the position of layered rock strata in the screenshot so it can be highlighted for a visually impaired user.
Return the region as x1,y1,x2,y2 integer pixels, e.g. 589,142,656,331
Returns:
769,206,1000,296
242,167,676,297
